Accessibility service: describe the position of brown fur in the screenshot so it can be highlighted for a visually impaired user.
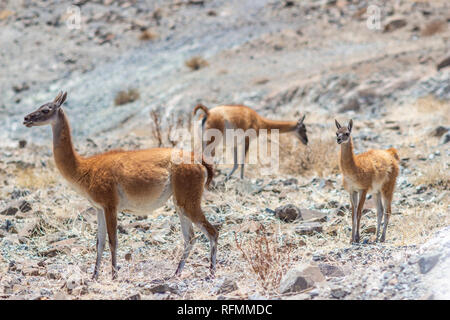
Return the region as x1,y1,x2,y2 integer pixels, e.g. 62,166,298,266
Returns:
336,119,399,243
24,94,217,279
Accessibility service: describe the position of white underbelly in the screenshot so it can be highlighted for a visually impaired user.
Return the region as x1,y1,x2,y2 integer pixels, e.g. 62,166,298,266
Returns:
117,182,173,215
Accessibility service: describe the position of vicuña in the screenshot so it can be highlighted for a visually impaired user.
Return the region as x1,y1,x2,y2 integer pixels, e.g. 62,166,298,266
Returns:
194,104,308,180
23,91,218,279
335,119,399,243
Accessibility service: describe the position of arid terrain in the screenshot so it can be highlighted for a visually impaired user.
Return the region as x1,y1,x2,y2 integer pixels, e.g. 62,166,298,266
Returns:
0,0,449,300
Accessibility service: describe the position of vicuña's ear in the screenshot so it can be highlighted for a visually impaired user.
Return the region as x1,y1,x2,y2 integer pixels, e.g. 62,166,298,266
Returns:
335,119,341,129
53,91,63,104
348,119,353,132
58,92,67,106
299,114,305,123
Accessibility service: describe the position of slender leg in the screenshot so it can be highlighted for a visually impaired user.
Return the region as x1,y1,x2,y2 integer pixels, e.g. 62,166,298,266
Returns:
375,192,384,242
355,190,367,243
349,191,358,244
93,208,107,280
195,218,218,276
225,145,238,181
175,209,195,276
104,207,118,279
240,137,250,180
380,195,392,242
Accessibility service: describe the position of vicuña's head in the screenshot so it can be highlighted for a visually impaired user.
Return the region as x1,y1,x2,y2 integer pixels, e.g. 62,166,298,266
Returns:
335,119,353,144
295,114,308,145
23,91,67,128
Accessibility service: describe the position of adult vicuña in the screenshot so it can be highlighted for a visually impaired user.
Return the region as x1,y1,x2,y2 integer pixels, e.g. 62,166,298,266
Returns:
23,91,218,279
194,104,308,179
335,119,399,243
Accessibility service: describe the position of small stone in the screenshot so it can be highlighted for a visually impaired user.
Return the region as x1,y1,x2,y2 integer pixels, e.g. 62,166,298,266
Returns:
126,293,141,300
418,254,441,274
295,222,323,235
217,278,238,294
18,140,27,148
318,263,345,278
274,204,302,223
19,201,32,213
383,18,407,33
440,132,450,145
147,284,178,295
125,252,132,261
331,288,349,299
0,207,18,216
437,55,450,71
430,126,449,137
339,98,360,112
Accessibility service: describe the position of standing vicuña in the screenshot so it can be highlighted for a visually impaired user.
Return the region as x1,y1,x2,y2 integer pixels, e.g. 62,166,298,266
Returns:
194,104,308,180
335,119,399,243
23,91,218,279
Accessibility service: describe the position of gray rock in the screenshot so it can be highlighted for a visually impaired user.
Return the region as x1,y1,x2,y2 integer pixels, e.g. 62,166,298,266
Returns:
318,263,345,278
339,98,360,112
430,126,449,137
274,204,301,223
19,201,32,213
383,18,407,33
148,284,178,295
216,278,238,294
418,254,441,274
295,222,323,235
440,132,450,145
279,263,325,294
126,293,141,300
330,288,349,299
0,207,18,216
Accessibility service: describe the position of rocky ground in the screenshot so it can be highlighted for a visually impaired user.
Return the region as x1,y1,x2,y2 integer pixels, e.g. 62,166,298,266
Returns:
0,0,449,300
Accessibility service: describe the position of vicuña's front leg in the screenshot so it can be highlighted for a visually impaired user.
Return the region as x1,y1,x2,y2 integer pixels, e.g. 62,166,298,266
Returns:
225,146,238,181
355,190,367,243
93,208,107,280
104,206,118,279
349,191,358,244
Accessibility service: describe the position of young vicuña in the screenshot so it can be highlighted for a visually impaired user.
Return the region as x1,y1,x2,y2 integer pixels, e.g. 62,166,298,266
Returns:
23,91,218,279
194,104,308,179
335,119,399,243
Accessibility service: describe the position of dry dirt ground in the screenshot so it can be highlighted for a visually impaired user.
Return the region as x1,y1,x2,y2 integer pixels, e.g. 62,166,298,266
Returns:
0,0,449,300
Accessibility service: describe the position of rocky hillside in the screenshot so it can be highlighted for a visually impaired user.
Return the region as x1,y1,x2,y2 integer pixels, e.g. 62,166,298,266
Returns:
0,0,449,300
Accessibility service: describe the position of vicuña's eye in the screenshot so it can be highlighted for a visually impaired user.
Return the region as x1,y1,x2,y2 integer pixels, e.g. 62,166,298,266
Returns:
42,109,49,114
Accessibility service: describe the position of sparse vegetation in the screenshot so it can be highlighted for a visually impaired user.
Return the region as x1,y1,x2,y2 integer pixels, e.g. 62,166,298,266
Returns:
139,29,158,41
185,56,209,71
421,20,447,37
114,89,140,106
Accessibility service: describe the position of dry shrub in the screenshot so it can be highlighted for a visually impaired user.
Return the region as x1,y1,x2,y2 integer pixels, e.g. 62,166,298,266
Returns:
139,29,158,41
234,224,293,291
421,20,447,37
149,108,192,147
279,135,339,177
14,167,57,190
114,89,140,106
185,56,208,71
413,160,450,190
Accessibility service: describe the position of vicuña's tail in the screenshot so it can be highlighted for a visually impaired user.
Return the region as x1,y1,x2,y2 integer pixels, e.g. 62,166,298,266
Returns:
193,104,209,117
387,148,400,161
201,157,214,187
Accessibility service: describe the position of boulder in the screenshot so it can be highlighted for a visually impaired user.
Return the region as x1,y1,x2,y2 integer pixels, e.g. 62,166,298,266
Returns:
279,263,325,294
274,204,301,223
418,254,441,274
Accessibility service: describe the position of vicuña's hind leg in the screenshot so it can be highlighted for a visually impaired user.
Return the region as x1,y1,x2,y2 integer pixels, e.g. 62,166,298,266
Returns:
375,192,384,242
380,181,395,242
175,208,195,276
225,145,238,181
355,190,367,243
240,137,250,180
172,163,219,276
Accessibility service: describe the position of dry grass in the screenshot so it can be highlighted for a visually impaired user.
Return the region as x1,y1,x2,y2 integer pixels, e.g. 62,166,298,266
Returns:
421,20,447,37
413,160,449,189
114,89,140,106
185,56,209,71
14,167,57,190
149,108,193,147
279,134,339,177
139,29,158,41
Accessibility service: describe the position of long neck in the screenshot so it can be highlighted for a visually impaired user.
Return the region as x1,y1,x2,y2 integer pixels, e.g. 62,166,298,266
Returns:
258,117,297,133
51,109,82,181
340,137,357,173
